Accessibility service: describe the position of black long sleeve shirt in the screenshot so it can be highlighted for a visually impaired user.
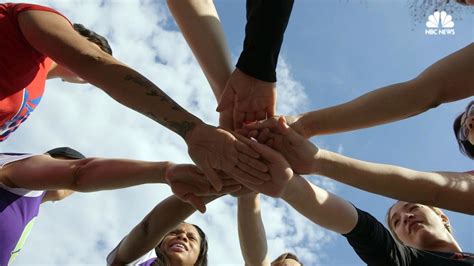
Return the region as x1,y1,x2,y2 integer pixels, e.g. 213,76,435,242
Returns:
236,0,294,82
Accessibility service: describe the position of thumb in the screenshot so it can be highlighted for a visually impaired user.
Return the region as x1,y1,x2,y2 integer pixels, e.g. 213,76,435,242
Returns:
216,84,235,112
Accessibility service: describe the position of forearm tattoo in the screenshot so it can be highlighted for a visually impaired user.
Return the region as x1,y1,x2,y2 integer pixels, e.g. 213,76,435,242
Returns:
144,112,196,138
125,74,196,138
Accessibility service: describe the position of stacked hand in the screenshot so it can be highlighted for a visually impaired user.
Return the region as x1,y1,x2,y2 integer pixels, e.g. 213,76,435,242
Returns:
217,69,276,129
241,114,306,139
234,134,294,198
177,116,320,208
176,65,318,206
165,163,242,213
185,123,270,191
241,116,319,175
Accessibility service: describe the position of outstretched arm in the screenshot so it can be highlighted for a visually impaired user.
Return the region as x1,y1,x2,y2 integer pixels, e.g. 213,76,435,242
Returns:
18,9,203,140
312,149,474,215
167,0,234,129
17,9,269,190
0,155,168,192
0,155,242,211
238,193,270,266
111,195,211,264
246,43,474,137
296,43,474,137
253,117,474,214
236,137,357,234
217,0,296,128
168,0,293,129
167,0,232,100
282,174,358,234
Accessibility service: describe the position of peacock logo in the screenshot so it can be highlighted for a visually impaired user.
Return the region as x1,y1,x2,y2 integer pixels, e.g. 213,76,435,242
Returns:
425,11,455,35
426,11,455,28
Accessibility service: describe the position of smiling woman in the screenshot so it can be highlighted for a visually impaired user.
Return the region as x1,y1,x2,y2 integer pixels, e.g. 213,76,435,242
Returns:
155,223,208,266
106,195,221,266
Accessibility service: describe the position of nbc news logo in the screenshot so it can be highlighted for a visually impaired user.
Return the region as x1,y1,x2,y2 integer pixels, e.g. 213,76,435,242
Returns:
425,11,455,35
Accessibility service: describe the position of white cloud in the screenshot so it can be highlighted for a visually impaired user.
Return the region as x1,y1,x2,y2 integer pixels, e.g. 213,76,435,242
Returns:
3,1,335,265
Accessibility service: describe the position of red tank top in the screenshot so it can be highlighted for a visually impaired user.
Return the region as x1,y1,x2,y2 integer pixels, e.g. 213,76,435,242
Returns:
0,3,69,141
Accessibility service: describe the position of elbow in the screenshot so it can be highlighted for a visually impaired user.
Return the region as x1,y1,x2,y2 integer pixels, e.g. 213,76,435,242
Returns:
69,158,98,192
79,51,111,69
404,78,443,115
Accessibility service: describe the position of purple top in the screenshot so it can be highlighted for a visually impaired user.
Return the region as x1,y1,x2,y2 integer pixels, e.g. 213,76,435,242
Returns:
0,153,44,265
0,186,44,265
139,257,158,266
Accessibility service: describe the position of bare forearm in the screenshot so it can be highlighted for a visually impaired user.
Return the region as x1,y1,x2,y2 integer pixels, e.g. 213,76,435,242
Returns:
296,43,474,137
72,159,170,192
117,196,198,263
237,193,269,266
18,10,203,139
282,175,357,234
167,0,233,98
313,149,474,214
296,80,438,137
74,57,203,139
1,155,171,192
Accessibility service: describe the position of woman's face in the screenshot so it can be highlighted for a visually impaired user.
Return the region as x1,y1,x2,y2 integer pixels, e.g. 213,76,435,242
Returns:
160,223,201,266
389,202,450,249
458,103,474,144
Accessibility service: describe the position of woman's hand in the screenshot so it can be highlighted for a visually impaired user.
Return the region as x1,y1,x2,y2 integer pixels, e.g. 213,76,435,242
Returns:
185,123,270,191
234,134,293,198
242,117,319,175
165,163,242,212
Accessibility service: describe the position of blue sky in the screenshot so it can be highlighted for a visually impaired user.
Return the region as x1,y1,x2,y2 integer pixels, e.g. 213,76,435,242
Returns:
3,0,473,265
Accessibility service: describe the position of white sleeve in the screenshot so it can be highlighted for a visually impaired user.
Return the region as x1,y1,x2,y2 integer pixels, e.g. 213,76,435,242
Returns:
0,153,37,167
106,242,157,266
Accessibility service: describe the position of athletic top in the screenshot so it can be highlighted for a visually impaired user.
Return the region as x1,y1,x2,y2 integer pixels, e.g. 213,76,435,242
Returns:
0,3,70,142
343,207,474,266
236,0,294,82
107,244,158,266
0,153,44,265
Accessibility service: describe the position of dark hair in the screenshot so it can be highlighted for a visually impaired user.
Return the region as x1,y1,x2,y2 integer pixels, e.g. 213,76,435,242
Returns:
46,147,85,160
73,23,112,55
453,101,474,159
271,252,302,266
155,223,208,266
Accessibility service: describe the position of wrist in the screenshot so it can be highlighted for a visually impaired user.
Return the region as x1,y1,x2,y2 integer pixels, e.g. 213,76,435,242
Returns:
311,149,330,176
162,161,176,184
183,120,208,143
